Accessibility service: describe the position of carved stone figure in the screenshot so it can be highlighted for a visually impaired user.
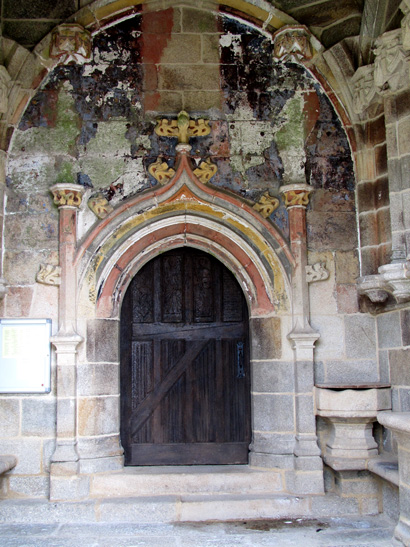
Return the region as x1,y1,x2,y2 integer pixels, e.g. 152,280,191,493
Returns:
253,192,280,218
352,65,379,114
374,29,408,93
50,23,92,64
148,158,176,185
273,26,313,62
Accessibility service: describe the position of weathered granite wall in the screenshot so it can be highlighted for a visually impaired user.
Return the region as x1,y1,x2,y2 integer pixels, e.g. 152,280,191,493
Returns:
0,6,363,499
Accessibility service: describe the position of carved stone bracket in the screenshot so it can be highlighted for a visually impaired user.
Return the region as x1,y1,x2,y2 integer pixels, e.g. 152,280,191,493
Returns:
50,24,92,65
50,183,85,208
357,260,410,304
253,192,279,218
306,262,329,283
37,264,62,286
272,25,321,63
154,111,211,143
148,158,176,185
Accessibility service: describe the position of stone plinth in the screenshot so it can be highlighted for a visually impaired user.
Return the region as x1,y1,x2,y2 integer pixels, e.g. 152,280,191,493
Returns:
316,385,391,470
378,411,410,546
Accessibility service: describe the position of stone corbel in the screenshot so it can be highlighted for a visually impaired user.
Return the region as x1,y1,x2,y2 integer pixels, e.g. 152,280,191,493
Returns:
357,259,410,305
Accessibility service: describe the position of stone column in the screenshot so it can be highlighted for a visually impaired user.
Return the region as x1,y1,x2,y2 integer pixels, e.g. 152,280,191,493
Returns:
378,411,410,546
0,150,8,298
49,183,85,500
280,183,323,494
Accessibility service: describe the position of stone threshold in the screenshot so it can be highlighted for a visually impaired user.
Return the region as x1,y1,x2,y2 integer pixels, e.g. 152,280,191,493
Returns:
89,464,285,499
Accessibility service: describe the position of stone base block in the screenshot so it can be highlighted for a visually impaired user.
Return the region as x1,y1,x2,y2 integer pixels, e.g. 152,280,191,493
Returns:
249,452,294,469
394,517,410,547
286,470,324,495
79,455,123,474
50,475,90,501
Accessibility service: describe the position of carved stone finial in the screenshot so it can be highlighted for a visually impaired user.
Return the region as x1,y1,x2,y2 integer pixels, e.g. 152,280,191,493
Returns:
280,183,312,208
155,111,211,143
148,157,176,185
306,262,329,283
36,264,62,286
88,194,114,219
273,26,313,63
193,158,217,184
50,24,92,65
0,66,11,115
253,192,280,218
50,183,85,208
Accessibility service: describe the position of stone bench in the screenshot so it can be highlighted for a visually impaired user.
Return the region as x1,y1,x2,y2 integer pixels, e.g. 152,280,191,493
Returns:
0,455,17,475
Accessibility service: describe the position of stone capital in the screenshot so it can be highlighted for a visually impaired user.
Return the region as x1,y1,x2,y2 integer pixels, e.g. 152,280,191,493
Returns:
287,319,320,360
50,331,83,354
280,183,313,209
50,183,85,209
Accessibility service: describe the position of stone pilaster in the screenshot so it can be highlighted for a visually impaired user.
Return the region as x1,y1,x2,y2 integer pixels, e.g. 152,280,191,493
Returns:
49,183,84,499
0,150,8,298
281,183,323,493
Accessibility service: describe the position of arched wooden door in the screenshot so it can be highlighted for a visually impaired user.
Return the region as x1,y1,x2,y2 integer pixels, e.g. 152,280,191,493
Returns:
120,248,251,465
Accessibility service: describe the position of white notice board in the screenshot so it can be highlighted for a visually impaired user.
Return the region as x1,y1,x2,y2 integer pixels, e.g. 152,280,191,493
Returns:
0,319,51,393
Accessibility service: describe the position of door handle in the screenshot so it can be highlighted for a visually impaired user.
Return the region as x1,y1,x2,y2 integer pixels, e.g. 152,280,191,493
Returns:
236,341,245,378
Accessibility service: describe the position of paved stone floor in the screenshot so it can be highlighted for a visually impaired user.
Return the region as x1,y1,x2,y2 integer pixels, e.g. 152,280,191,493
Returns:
0,517,397,546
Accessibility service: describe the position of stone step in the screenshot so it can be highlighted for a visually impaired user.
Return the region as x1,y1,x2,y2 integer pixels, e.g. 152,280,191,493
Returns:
89,465,284,499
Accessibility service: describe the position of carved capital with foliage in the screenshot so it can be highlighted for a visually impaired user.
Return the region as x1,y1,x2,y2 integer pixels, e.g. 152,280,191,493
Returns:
280,183,312,208
50,183,85,208
50,23,92,65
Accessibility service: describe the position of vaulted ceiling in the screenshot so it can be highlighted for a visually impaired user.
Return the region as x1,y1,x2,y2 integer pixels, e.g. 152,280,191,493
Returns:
0,0,404,63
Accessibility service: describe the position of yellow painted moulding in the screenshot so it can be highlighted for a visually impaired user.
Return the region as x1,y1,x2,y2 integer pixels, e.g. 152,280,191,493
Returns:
73,0,296,32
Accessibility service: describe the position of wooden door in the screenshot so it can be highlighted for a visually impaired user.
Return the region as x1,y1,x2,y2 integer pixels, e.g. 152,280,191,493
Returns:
120,248,251,465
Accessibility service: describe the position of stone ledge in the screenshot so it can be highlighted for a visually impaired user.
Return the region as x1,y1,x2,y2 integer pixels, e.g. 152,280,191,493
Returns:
368,455,399,487
0,455,17,475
